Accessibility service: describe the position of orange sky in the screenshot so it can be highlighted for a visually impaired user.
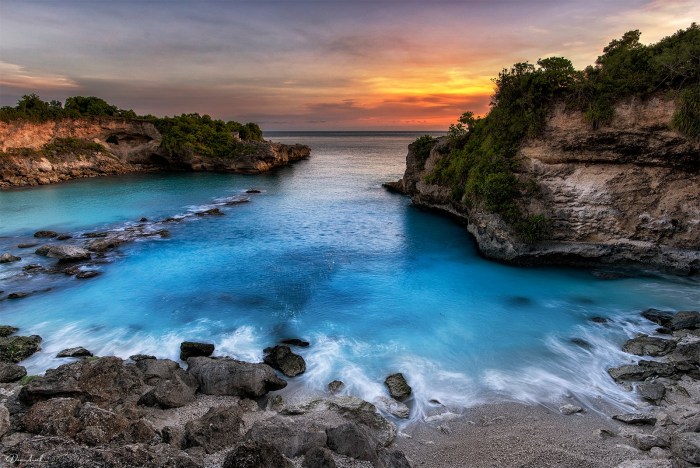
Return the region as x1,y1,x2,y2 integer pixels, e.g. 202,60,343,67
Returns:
1,0,698,130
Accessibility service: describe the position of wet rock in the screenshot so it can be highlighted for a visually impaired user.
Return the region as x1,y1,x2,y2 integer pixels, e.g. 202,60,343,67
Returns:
245,415,327,458
263,345,306,377
130,354,156,361
303,446,337,468
375,396,410,419
385,373,412,401
570,338,593,349
82,231,109,238
656,327,673,335
559,404,583,415
623,335,676,356
671,432,700,465
671,311,700,331
195,208,224,216
22,263,44,272
0,253,21,263
326,422,379,462
17,243,38,249
638,381,666,403
57,234,73,240
281,338,310,347
608,361,676,381
179,341,214,360
139,217,148,222
641,309,674,327
328,380,345,394
591,316,609,323
184,405,243,453
35,244,91,262
186,356,287,398
7,292,30,299
0,335,42,362
75,270,100,279
223,441,293,468
246,189,262,193
378,449,412,468
86,237,126,252
34,230,58,238
0,362,26,382
57,347,93,358
613,412,657,425
0,325,19,337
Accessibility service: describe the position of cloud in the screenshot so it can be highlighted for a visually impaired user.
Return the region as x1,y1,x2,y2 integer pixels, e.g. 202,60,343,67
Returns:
0,61,78,90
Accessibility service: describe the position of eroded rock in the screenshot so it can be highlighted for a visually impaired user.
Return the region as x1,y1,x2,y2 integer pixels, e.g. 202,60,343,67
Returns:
263,345,306,377
385,373,412,401
187,356,286,398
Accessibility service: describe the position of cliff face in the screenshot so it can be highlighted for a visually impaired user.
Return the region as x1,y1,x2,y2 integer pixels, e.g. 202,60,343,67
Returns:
395,96,700,274
0,118,310,189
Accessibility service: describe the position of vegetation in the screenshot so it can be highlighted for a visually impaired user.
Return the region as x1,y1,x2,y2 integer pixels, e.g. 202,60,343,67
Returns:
410,134,435,168
422,24,699,242
42,138,105,155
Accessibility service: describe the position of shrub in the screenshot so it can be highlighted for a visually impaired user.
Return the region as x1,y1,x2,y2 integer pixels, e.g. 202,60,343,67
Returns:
672,84,700,138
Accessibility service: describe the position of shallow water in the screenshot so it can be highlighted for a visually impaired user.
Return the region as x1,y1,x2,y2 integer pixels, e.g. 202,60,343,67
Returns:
0,131,698,420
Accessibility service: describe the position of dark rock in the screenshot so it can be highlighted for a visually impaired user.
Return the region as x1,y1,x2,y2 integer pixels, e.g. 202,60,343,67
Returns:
638,381,666,403
140,217,148,222
17,243,38,248
0,335,42,362
657,327,673,335
223,197,250,206
246,189,262,193
671,311,700,331
74,402,130,445
57,347,93,358
326,423,379,462
196,208,224,216
56,234,73,240
22,443,200,468
179,341,214,360
570,338,593,350
35,244,91,262
161,425,186,449
673,360,700,379
384,373,412,401
139,372,197,408
328,380,345,394
34,230,58,238
187,356,287,398
75,270,100,279
0,325,19,337
135,357,180,382
23,397,82,436
82,231,109,238
608,360,676,381
245,415,327,458
375,396,410,419
382,181,404,194
263,345,306,377
612,412,657,425
641,308,675,327
185,405,243,453
130,354,157,361
223,440,293,468
22,264,44,272
632,433,668,451
674,341,700,362
303,447,337,468
281,338,310,347
0,362,26,382
671,432,700,465
377,448,412,468
7,292,30,299
591,316,609,323
591,270,630,279
0,253,21,263
623,335,676,356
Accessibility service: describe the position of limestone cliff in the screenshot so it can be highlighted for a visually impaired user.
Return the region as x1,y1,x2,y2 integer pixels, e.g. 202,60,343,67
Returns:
0,118,310,189
392,96,700,274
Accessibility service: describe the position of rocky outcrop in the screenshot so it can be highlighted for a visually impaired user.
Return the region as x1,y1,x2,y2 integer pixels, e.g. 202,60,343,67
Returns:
391,96,700,274
0,118,310,189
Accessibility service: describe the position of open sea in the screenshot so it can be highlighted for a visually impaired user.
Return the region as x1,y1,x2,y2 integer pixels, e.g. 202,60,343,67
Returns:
1,131,698,420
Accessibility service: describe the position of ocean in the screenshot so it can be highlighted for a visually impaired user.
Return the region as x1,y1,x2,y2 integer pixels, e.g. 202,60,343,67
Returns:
1,131,698,420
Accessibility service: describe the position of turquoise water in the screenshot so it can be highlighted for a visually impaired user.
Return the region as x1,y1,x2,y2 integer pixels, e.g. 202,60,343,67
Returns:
1,132,698,419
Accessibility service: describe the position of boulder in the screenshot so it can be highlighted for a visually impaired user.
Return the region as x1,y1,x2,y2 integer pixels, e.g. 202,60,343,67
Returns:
74,402,130,445
641,309,674,327
139,372,197,408
0,253,20,263
638,381,666,403
671,311,700,331
559,404,583,415
0,362,27,382
57,234,72,240
374,396,410,419
179,341,214,360
608,361,676,381
57,347,93,358
0,325,19,337
187,356,286,398
223,441,293,468
623,335,676,356
377,449,412,468
303,447,337,468
23,397,83,436
0,335,42,362
135,358,180,383
671,432,700,465
35,244,91,262
34,230,58,238
195,208,224,216
612,412,657,425
327,380,345,394
384,373,412,401
76,270,100,279
281,338,310,347
17,243,38,248
326,422,379,462
246,415,327,458
7,292,30,299
184,405,243,453
632,433,668,451
263,345,306,377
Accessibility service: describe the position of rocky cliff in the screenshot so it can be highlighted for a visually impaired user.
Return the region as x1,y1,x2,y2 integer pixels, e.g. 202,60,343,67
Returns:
391,96,700,274
0,118,310,189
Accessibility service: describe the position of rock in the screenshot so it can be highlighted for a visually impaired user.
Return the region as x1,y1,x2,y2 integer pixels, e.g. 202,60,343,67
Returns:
34,230,58,238
328,380,345,394
22,263,44,272
638,381,666,403
375,396,410,419
246,189,262,193
195,208,224,216
246,415,327,458
17,243,38,248
82,231,108,238
591,316,609,323
161,425,186,449
35,244,91,262
139,217,148,222
139,372,197,409
608,361,676,381
76,270,100,279
135,357,180,382
21,443,200,468
0,335,42,362
377,448,412,468
632,433,668,451
263,345,306,377
326,422,379,462
57,234,73,240
187,356,287,398
75,402,130,445
7,292,30,299
0,253,20,263
384,373,411,401
57,346,93,358
559,404,583,415
570,338,593,349
0,325,19,337
281,338,310,347
179,341,214,360
303,447,337,468
185,406,243,453
223,440,293,468
0,362,27,382
130,354,157,361
671,432,700,465
0,405,9,438
671,311,700,331
641,309,674,327
613,412,657,425
23,397,83,436
623,335,676,356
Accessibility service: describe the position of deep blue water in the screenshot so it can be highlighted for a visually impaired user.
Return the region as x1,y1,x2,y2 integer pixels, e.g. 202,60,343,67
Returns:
0,132,698,419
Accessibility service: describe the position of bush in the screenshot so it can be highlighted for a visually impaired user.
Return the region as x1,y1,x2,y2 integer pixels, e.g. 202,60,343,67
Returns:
410,134,435,169
42,138,105,155
672,84,700,138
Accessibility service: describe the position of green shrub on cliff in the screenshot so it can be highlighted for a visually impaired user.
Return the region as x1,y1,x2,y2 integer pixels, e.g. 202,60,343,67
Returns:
672,85,700,138
409,134,435,169
42,138,105,155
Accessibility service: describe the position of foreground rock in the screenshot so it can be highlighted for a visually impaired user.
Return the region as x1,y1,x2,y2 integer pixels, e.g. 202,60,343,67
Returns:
179,341,214,361
623,335,676,356
0,361,27,382
187,356,287,397
385,373,412,401
263,345,306,377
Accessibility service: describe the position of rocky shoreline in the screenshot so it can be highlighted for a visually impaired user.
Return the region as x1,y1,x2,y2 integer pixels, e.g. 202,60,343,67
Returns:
0,308,698,467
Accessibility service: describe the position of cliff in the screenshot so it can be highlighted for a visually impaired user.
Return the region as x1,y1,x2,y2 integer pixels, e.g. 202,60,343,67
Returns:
392,96,700,274
0,118,310,189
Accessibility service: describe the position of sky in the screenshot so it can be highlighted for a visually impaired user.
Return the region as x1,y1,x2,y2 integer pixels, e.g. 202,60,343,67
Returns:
0,0,697,130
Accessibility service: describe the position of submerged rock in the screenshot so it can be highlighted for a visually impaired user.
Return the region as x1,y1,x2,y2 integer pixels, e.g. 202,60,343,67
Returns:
0,253,20,263
17,243,39,249
263,345,306,377
35,244,91,263
187,356,286,398
179,341,214,361
34,230,58,238
384,373,412,401
75,270,100,279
